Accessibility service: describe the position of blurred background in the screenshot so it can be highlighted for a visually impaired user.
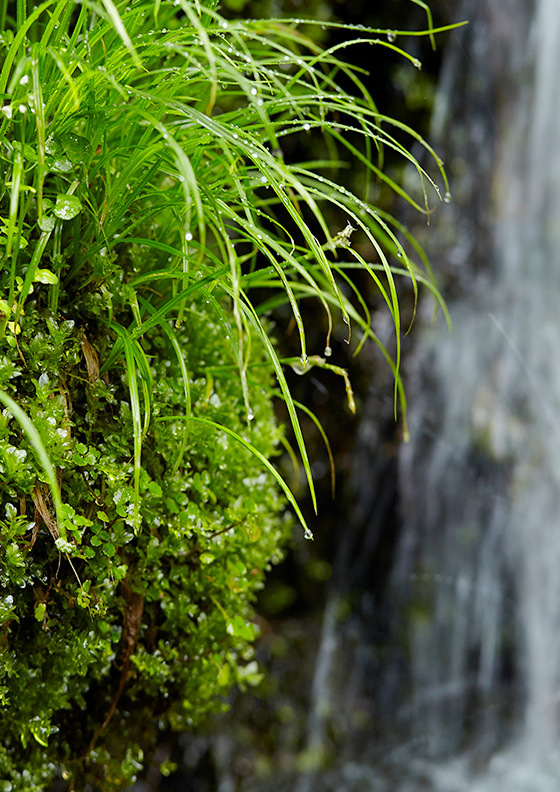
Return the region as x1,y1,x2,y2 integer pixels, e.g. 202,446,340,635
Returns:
134,0,560,789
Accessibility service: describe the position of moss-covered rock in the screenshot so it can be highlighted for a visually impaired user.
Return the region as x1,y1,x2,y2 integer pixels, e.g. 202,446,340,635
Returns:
0,245,290,789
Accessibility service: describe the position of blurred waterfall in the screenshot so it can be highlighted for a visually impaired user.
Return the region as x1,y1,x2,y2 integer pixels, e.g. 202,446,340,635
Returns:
392,0,560,783
298,0,560,788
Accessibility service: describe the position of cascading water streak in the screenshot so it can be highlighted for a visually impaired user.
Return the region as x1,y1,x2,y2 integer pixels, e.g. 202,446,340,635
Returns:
294,1,560,789
394,0,560,784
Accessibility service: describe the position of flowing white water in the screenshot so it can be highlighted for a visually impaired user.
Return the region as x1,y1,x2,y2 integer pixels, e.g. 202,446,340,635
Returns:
296,1,560,789
395,0,560,784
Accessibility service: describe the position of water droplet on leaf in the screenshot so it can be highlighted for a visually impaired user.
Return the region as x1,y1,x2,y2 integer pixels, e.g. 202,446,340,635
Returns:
54,194,82,221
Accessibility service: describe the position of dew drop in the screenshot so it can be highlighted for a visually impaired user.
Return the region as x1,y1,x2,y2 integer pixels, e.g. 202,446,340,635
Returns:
185,232,193,241
304,528,314,540
387,29,397,43
324,346,332,357
247,409,255,421
412,58,422,70
444,191,452,203
303,123,311,131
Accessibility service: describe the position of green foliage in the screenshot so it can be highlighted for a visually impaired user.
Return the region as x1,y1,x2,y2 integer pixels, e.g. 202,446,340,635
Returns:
0,0,454,788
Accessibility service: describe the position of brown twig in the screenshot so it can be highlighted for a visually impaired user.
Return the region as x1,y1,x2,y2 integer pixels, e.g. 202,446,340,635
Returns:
32,483,60,540
79,331,100,383
87,577,144,753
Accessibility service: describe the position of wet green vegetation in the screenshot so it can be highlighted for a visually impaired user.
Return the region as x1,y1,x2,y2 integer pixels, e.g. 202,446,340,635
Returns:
0,0,455,788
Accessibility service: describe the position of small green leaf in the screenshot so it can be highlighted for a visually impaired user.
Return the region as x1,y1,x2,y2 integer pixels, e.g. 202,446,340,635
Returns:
51,158,73,173
61,132,92,163
199,552,215,565
147,480,163,497
77,589,91,609
29,722,49,747
34,602,46,622
38,216,56,232
217,664,230,686
12,140,37,161
54,538,74,553
226,615,255,640
114,564,128,581
54,194,82,221
34,269,58,285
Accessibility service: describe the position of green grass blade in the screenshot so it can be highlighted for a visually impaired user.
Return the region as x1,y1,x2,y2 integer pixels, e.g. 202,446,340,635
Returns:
99,0,142,68
183,415,312,539
109,322,143,532
0,388,65,539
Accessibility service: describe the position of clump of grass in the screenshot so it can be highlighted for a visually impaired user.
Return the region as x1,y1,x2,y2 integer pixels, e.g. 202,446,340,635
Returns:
0,1,455,788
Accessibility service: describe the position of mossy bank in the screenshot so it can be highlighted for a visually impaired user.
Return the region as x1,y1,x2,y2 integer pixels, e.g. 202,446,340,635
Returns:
0,0,451,788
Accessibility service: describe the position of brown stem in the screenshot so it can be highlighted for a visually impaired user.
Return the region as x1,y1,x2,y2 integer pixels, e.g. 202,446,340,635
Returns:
87,578,144,753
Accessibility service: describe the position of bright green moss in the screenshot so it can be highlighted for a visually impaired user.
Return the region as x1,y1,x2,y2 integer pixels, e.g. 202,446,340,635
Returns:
0,256,289,789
